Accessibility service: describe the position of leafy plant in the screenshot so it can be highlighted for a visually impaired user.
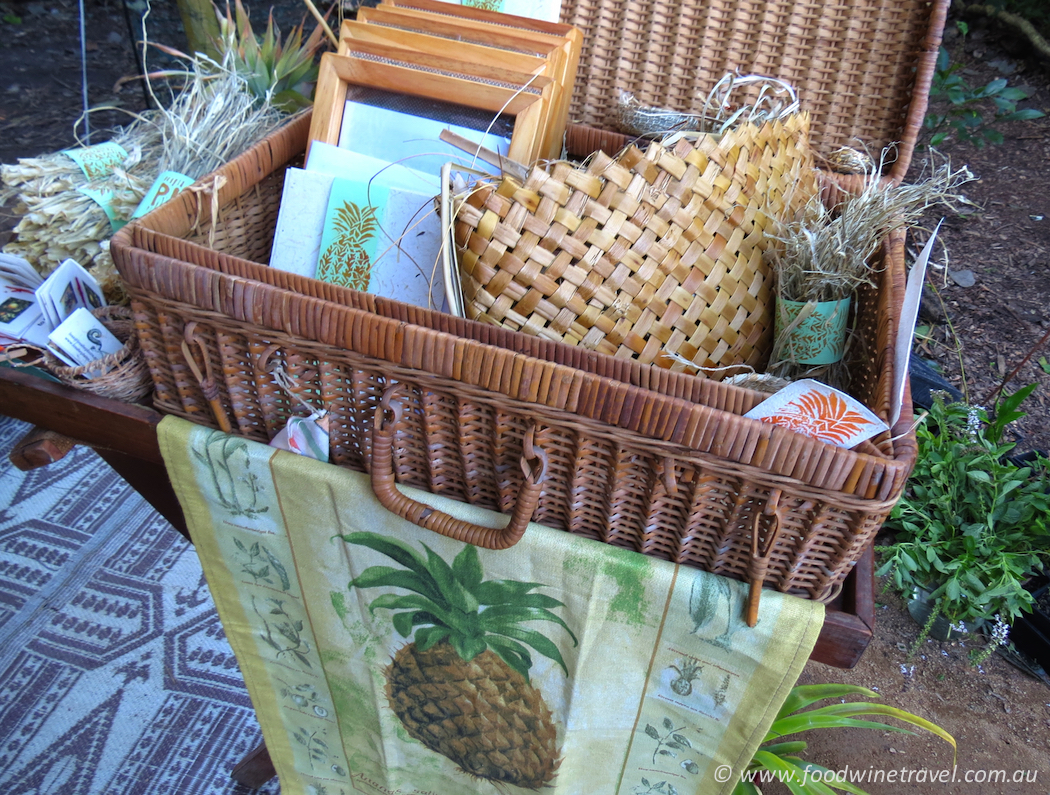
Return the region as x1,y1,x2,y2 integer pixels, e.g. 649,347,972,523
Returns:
733,684,955,794
211,0,326,112
925,34,1044,147
877,386,1050,651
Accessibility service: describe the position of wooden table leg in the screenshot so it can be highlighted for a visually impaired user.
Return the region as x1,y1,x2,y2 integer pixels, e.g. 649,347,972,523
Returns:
8,426,76,471
94,448,189,541
230,741,277,788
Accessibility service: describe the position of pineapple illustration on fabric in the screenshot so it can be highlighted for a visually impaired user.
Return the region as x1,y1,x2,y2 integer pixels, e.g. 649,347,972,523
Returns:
316,200,379,290
339,532,578,789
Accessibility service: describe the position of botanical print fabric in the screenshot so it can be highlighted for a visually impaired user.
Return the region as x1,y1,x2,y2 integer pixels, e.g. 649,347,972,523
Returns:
159,416,824,795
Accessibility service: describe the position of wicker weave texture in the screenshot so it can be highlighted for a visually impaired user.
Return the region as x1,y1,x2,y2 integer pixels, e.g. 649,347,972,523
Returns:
559,0,948,181
119,268,903,601
109,113,917,601
456,114,817,371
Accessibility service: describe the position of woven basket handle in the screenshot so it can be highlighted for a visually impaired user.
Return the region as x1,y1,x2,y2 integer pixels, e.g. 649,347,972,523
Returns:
745,489,789,627
370,385,547,549
182,322,232,434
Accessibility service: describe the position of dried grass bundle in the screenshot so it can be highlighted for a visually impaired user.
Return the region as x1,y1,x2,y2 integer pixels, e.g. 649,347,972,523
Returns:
2,125,163,293
3,37,289,298
148,52,286,180
771,150,974,304
0,123,160,201
767,149,974,383
615,73,800,138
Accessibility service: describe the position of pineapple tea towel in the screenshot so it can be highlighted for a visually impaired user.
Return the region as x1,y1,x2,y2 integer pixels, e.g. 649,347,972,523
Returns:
158,416,824,795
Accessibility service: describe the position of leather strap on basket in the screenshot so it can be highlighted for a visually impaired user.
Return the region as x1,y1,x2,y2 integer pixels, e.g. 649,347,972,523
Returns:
370,384,547,549
746,489,787,627
181,322,232,434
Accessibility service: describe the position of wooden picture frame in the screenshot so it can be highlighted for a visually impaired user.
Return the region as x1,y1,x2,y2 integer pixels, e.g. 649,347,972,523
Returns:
308,49,552,166
359,3,580,158
338,20,565,160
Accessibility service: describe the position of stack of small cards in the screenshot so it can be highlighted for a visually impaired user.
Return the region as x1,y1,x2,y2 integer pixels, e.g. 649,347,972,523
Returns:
269,142,449,311
0,254,118,374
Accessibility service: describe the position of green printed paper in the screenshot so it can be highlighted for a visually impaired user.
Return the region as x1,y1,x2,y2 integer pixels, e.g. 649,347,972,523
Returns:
316,180,385,291
63,141,129,179
77,186,126,232
132,170,195,219
775,297,851,365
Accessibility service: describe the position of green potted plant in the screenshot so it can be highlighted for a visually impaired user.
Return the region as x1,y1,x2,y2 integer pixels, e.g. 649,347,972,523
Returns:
733,683,954,794
878,385,1050,664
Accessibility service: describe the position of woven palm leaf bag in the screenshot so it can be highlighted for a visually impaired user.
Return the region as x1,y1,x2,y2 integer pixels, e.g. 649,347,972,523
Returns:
455,113,818,374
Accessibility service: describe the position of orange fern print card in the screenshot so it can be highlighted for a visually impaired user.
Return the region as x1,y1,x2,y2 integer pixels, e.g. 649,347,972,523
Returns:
743,379,889,448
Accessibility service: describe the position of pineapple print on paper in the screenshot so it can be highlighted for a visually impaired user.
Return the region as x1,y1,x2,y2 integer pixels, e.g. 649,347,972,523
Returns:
316,200,379,290
339,532,578,789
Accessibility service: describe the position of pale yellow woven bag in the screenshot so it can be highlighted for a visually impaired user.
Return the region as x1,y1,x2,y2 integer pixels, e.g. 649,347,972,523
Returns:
455,113,818,372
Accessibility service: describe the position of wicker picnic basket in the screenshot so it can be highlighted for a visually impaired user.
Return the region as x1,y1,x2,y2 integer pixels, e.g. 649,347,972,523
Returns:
559,0,947,188
108,0,946,610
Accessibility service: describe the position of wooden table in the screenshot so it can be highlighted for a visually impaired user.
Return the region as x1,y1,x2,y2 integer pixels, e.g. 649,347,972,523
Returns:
0,363,876,785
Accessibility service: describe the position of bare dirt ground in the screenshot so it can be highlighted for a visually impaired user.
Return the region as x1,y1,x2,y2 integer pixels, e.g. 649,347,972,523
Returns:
1,3,1049,794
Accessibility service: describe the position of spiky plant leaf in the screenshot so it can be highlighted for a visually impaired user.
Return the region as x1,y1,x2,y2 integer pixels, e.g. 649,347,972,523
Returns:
491,624,570,675
776,684,878,720
479,605,578,646
761,741,808,756
471,579,550,605
348,567,441,605
452,633,488,662
342,532,574,682
415,625,450,651
424,546,479,614
392,610,419,638
212,0,324,111
770,715,916,737
485,636,534,680
452,544,484,590
773,702,955,749
338,533,438,584
751,751,808,795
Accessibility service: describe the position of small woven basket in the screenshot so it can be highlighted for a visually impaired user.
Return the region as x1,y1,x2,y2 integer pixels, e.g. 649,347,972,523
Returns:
43,306,152,402
455,113,818,373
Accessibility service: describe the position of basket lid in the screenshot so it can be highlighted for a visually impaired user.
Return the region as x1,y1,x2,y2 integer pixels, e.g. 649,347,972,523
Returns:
559,0,949,178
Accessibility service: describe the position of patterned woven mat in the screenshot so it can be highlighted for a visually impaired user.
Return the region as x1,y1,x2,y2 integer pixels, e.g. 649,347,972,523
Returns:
0,415,280,795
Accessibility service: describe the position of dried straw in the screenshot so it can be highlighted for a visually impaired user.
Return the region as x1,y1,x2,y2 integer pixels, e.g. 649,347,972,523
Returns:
766,149,974,384
770,149,974,304
3,35,288,295
146,53,285,180
615,73,800,138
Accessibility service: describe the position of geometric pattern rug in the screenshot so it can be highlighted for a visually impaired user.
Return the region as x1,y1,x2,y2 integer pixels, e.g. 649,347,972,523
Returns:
0,414,280,794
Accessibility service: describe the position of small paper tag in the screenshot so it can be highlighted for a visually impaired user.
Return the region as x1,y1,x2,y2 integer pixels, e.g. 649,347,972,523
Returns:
132,171,195,219
269,413,330,462
63,142,129,179
77,186,126,232
744,379,889,448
